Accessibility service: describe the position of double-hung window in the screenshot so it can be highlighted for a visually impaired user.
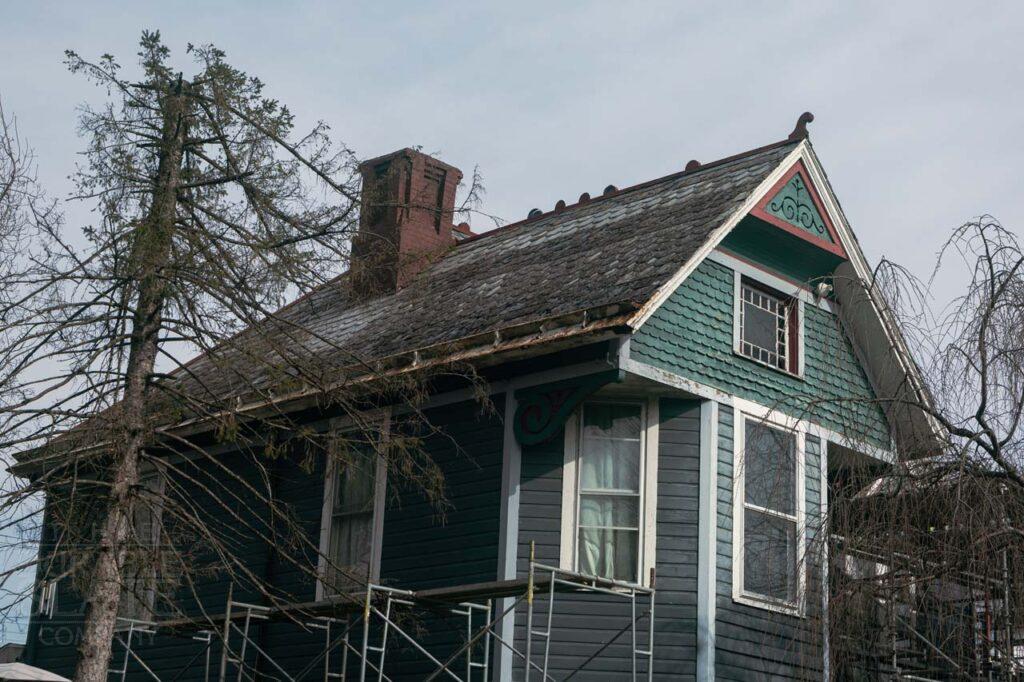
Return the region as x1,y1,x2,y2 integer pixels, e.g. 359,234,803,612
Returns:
119,469,165,622
563,400,657,586
734,413,805,613
736,277,800,375
318,435,385,598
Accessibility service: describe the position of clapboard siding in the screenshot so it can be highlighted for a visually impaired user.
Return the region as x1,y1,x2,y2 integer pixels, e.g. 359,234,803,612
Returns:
651,399,701,679
25,397,505,681
714,405,824,680
378,397,504,680
511,398,701,680
27,444,281,682
631,258,890,448
383,397,504,588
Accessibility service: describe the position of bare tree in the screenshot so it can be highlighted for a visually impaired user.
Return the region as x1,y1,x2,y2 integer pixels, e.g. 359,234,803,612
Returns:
0,33,476,682
823,218,1024,679
0,94,60,646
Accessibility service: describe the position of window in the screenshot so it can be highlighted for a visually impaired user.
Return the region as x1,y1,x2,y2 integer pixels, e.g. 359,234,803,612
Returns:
318,437,385,597
736,278,800,374
563,400,657,585
576,403,643,582
37,580,57,619
734,414,805,613
119,470,164,622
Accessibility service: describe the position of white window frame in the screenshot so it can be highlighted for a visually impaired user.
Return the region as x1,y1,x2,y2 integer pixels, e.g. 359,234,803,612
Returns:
38,578,57,619
560,397,659,587
315,415,389,601
732,405,807,616
732,269,806,378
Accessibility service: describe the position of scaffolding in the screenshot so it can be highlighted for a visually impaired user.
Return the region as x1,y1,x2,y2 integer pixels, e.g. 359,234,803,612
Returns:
832,540,1024,680
108,549,657,682
111,617,213,682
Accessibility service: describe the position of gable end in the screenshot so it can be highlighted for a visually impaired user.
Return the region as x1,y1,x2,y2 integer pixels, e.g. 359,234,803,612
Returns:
750,160,847,259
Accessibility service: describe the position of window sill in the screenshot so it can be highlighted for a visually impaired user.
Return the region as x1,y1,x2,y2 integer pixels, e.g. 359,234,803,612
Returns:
732,348,805,381
732,592,804,618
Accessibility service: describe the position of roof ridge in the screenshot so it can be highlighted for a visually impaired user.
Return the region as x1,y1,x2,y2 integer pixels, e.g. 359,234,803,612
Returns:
457,136,799,247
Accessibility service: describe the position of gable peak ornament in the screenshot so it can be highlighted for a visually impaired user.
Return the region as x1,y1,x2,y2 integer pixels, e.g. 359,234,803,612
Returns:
787,112,814,141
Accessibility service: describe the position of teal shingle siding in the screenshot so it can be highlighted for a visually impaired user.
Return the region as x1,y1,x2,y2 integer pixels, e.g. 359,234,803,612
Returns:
631,258,891,448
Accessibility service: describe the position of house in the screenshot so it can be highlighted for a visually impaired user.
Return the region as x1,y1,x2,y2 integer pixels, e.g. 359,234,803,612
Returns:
19,115,935,680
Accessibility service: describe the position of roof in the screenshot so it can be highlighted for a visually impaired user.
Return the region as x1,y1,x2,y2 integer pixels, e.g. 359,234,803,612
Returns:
175,140,799,406
0,663,70,682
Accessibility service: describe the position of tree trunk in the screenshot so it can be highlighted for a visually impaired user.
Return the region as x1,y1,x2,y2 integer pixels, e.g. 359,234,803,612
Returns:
72,80,187,682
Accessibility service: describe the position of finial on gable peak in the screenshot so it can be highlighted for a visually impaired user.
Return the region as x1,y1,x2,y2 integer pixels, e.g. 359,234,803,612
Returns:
787,111,814,141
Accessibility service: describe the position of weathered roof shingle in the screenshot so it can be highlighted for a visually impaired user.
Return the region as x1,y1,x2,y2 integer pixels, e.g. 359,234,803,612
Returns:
180,140,797,403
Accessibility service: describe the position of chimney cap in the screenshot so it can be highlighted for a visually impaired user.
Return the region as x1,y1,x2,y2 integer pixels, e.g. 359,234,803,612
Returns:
358,147,463,177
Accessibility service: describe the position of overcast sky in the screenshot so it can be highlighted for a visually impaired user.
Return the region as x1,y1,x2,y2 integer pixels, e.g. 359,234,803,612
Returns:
2,0,1022,643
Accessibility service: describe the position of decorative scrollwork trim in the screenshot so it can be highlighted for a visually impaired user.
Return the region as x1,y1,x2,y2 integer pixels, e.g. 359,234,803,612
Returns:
513,370,622,446
749,161,848,260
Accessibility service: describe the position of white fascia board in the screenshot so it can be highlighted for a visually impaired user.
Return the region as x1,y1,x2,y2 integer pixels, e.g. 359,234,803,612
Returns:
628,144,806,331
798,146,941,441
620,358,895,463
625,139,938,451
627,140,920,410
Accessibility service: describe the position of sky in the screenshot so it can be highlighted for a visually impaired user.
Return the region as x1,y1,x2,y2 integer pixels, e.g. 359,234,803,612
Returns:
1,0,1023,644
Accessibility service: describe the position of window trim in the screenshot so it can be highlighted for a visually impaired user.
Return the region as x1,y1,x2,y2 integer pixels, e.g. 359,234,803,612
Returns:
732,408,807,616
732,270,805,378
37,579,57,619
560,397,659,587
117,464,166,626
315,413,389,601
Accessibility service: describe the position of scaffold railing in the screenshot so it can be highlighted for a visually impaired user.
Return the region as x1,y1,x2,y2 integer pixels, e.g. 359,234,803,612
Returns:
110,617,212,682
106,545,657,682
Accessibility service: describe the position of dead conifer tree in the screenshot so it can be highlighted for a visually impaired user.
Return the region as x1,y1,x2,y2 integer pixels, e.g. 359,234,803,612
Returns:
0,32,480,682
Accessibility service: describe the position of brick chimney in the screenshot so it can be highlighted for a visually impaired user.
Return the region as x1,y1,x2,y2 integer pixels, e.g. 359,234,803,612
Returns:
350,148,464,297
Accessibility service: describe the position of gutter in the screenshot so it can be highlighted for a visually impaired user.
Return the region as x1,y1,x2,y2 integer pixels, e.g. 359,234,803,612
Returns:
10,301,637,476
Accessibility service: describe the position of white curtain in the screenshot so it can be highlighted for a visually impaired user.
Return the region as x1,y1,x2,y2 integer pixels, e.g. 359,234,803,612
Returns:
326,454,376,591
577,404,641,582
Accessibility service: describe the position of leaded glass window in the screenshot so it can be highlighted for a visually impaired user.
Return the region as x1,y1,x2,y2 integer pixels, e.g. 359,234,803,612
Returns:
739,281,791,371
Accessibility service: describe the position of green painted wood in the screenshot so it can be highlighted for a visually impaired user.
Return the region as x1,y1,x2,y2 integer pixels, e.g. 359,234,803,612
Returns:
512,400,703,679
721,215,843,287
512,369,621,445
765,172,833,243
631,258,890,448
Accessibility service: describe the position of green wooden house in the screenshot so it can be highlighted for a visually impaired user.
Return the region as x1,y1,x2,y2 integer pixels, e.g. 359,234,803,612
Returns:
21,115,935,680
